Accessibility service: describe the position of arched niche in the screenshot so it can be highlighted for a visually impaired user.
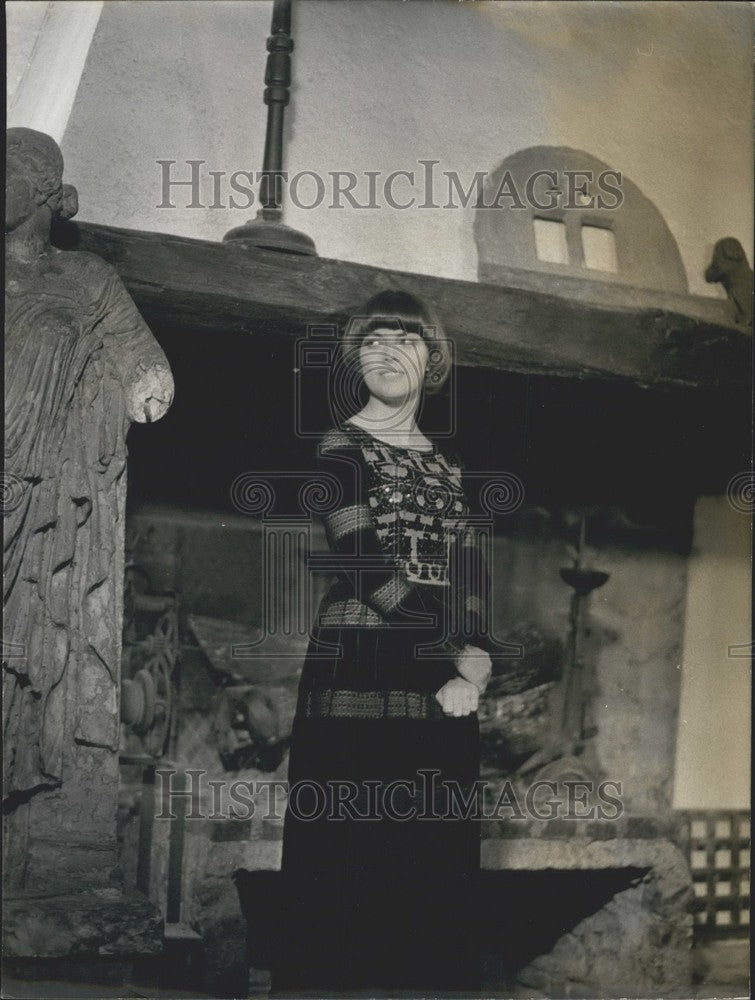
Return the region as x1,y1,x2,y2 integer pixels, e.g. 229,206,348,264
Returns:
474,146,688,294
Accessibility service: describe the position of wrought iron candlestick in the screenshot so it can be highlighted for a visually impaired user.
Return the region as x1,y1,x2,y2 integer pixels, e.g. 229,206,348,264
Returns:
558,515,609,749
519,512,609,779
224,0,317,255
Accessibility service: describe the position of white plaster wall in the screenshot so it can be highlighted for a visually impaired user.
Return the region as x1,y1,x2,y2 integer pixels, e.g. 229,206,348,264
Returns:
673,497,752,811
6,0,750,295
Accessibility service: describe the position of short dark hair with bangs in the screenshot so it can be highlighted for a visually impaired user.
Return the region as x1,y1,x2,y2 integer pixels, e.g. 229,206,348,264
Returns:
341,290,452,395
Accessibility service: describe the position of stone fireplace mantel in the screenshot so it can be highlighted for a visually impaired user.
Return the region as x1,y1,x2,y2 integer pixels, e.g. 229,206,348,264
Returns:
481,832,691,877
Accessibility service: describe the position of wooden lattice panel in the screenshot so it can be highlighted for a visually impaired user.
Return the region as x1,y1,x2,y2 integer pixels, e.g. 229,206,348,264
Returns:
685,811,750,937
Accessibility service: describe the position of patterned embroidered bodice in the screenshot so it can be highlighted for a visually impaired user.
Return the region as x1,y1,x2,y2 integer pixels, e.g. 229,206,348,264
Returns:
297,421,492,712
357,433,469,586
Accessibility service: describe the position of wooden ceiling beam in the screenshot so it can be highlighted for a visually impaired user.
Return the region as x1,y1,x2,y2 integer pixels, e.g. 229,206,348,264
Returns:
54,221,751,391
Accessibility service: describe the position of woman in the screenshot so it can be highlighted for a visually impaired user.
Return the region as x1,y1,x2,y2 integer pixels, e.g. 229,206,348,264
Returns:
272,290,493,997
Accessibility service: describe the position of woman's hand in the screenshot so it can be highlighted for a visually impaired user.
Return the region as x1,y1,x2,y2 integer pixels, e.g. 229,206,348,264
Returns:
454,644,492,696
435,677,480,717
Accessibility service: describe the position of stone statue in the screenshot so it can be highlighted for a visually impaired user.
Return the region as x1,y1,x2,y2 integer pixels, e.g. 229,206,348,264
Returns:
3,128,174,898
705,237,753,328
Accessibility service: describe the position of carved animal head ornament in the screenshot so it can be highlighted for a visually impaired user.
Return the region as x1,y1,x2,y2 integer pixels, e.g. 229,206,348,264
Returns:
705,236,753,327
6,127,78,231
706,237,746,277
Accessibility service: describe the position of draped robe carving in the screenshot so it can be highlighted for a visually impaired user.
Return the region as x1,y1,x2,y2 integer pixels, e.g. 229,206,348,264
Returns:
3,128,174,893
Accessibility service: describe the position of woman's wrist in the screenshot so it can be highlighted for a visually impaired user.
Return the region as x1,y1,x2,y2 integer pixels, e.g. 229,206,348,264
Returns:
466,673,490,695
455,643,492,694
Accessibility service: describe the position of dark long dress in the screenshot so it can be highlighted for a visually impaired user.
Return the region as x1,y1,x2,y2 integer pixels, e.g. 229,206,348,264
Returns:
271,421,491,997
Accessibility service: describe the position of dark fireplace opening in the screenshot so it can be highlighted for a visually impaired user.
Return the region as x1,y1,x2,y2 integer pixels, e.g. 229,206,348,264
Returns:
478,867,649,984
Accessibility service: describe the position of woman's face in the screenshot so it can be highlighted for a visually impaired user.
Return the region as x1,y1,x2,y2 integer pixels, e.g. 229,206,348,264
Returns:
358,326,429,406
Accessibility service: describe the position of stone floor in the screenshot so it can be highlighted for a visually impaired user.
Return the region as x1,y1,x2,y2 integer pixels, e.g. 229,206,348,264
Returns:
4,980,750,1000
3,986,751,999
3,939,749,1000
2,981,214,1000
691,937,750,993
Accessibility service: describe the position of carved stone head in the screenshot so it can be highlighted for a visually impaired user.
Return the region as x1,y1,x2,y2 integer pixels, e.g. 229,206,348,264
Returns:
6,127,78,231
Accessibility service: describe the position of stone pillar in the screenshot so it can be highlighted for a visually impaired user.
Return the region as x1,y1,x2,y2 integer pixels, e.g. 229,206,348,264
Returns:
3,127,174,980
